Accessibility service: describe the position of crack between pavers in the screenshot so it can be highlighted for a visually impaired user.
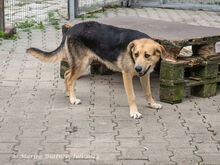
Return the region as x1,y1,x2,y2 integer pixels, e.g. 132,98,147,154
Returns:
135,115,149,162
155,109,178,165
109,76,126,162
63,119,72,165
37,63,59,164
193,99,220,154
176,105,204,165
2,43,27,162
1,42,23,113
10,126,23,162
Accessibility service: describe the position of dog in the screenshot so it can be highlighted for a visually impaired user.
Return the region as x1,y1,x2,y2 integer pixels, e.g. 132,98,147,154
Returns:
27,21,165,119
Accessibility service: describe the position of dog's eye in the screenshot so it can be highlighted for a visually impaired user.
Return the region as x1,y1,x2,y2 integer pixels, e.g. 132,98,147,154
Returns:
135,53,139,58
145,54,150,58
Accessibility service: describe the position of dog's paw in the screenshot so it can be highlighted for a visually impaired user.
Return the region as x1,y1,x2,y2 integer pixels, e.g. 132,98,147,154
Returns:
70,98,81,105
148,102,162,109
130,111,142,119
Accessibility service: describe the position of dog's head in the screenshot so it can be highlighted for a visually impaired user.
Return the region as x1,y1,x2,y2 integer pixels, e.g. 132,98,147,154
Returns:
128,38,165,77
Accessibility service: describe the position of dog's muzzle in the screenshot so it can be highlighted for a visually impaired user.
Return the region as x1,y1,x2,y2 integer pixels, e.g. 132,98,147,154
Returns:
138,65,151,77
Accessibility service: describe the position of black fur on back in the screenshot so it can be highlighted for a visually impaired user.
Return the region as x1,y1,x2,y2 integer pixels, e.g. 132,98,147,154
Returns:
66,21,150,62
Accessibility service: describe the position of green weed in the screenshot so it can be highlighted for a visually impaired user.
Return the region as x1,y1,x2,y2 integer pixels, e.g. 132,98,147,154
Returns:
15,2,27,7
47,11,60,30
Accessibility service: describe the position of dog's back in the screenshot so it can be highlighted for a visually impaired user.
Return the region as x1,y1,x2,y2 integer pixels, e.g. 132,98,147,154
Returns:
67,21,150,62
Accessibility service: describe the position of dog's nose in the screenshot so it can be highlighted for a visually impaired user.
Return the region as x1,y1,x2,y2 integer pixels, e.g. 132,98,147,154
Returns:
135,66,142,73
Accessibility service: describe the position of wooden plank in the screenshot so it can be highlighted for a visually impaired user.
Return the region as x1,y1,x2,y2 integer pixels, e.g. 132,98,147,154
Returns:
0,0,5,31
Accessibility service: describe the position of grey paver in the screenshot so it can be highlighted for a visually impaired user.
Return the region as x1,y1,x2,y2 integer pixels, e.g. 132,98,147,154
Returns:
0,6,220,165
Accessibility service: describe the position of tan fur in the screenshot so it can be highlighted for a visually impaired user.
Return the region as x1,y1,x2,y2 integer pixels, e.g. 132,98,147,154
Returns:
26,40,68,62
122,71,140,117
140,73,154,104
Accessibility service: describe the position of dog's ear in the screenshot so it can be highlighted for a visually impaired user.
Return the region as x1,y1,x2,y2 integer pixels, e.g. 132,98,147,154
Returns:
157,44,166,60
128,41,135,54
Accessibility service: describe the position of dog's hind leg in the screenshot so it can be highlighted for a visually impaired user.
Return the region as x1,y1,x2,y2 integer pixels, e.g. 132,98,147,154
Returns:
66,60,89,105
64,69,71,96
140,73,162,109
122,71,142,119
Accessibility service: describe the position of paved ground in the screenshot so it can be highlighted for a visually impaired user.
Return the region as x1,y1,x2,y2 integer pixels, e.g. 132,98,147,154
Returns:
0,7,220,165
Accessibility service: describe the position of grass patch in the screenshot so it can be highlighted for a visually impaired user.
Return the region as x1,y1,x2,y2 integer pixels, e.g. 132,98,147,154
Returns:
14,19,44,31
79,13,98,20
0,30,20,44
15,19,37,29
46,11,61,30
15,2,27,7
33,21,44,30
36,1,43,4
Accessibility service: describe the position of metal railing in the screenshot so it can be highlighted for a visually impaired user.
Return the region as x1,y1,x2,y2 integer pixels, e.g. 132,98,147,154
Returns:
132,0,220,11
69,0,124,19
78,0,124,13
1,0,68,29
0,0,124,30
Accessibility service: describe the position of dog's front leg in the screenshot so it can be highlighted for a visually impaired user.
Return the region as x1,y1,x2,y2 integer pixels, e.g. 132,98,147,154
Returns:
122,71,142,119
140,74,162,109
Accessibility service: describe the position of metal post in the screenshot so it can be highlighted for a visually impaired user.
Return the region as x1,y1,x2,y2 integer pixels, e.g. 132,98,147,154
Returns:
0,0,5,31
160,0,168,4
68,0,78,20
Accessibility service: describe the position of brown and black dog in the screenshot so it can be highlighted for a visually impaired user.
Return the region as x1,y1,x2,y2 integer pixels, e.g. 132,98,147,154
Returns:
27,21,165,119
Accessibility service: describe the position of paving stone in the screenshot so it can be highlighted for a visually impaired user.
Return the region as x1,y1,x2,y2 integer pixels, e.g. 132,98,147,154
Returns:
196,142,219,154
147,154,171,165
67,138,93,148
0,154,12,165
95,152,119,161
91,117,115,133
118,160,147,165
65,148,96,160
90,132,117,142
91,160,121,165
200,153,220,165
15,139,43,154
38,160,68,165
67,160,95,165
0,132,19,143
167,137,192,149
19,129,43,138
10,159,37,165
171,156,200,165
118,137,142,147
91,142,119,153
118,147,148,160
45,134,67,143
142,133,166,143
90,107,113,117
0,143,15,154
40,143,68,154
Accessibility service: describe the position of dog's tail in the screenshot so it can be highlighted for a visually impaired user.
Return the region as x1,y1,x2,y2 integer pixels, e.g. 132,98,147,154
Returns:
26,36,67,62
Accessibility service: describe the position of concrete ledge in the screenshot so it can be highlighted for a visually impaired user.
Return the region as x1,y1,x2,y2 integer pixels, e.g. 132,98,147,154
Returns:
133,2,220,12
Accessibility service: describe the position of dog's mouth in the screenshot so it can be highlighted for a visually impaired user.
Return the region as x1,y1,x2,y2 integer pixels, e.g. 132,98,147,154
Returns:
138,65,151,77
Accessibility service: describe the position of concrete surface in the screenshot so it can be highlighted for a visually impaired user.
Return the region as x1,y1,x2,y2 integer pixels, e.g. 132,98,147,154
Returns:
0,7,220,165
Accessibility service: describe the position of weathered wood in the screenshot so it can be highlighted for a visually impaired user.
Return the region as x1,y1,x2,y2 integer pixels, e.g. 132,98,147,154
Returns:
192,43,216,59
160,60,185,103
160,55,220,103
0,0,5,31
191,83,217,98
